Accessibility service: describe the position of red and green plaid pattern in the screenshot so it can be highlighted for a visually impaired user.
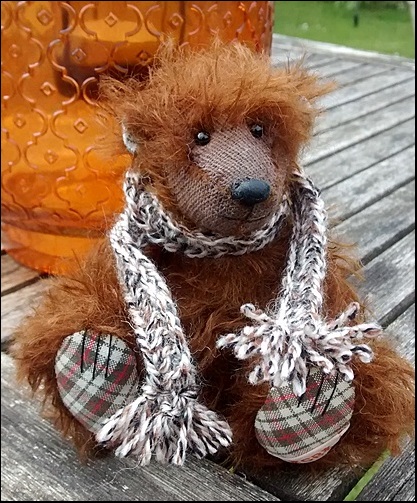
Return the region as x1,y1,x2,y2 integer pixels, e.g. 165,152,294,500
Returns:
255,368,354,463
55,330,140,433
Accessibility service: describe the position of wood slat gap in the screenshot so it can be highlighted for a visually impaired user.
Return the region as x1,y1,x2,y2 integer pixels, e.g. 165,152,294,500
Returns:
303,56,339,70
319,140,415,192
360,223,415,267
272,34,415,69
380,292,415,329
317,82,415,136
313,103,415,146
354,231,415,330
331,182,415,273
328,175,415,225
308,119,415,190
324,69,413,112
316,80,415,136
316,61,363,79
1,274,47,299
272,54,338,70
2,338,14,354
334,65,389,87
305,98,415,166
352,441,415,501
342,451,391,501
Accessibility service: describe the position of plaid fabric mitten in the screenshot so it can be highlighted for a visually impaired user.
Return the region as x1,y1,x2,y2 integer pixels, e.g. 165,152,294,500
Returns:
255,367,354,463
55,330,140,433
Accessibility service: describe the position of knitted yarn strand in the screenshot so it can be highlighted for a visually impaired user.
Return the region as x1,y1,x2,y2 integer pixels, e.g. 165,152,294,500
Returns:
96,173,232,465
217,172,382,396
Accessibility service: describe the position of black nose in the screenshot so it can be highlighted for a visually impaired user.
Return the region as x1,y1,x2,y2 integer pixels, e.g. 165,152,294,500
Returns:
230,178,271,206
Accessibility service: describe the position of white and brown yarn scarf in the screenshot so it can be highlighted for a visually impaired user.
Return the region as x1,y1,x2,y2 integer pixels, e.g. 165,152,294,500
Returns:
96,169,381,465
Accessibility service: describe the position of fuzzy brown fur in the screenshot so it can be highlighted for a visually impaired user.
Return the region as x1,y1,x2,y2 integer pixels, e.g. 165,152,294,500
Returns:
12,42,414,471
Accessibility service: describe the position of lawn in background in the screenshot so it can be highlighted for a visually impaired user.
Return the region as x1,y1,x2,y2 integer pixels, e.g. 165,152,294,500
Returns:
274,1,415,58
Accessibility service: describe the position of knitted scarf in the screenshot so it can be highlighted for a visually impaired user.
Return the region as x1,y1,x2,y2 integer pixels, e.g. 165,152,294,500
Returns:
96,169,381,465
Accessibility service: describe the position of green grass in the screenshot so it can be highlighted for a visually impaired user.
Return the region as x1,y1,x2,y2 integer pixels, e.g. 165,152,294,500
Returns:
274,1,415,58
342,450,390,501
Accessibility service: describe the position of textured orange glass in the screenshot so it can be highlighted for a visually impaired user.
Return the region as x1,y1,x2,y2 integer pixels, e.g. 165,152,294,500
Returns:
1,1,274,275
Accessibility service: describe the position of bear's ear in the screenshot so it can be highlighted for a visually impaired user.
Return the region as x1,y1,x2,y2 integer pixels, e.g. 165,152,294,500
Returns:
121,124,139,154
98,75,147,155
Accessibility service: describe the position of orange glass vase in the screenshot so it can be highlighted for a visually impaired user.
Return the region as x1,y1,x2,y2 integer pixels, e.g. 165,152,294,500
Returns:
1,1,274,275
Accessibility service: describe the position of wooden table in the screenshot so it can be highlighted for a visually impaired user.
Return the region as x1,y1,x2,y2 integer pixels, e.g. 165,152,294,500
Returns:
1,34,415,501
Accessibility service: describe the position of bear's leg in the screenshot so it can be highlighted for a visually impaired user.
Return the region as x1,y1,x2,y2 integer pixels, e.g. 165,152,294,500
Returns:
223,248,414,471
55,330,140,435
11,242,141,456
223,367,358,470
225,339,414,472
253,368,356,464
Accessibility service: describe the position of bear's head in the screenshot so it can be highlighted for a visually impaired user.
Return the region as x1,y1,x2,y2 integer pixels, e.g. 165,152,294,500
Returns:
100,42,332,236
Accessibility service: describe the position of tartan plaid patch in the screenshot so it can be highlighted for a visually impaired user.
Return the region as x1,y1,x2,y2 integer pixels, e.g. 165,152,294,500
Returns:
55,330,140,433
254,368,354,463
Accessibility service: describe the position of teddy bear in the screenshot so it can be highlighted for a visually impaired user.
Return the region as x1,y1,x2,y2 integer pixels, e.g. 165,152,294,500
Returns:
11,41,414,471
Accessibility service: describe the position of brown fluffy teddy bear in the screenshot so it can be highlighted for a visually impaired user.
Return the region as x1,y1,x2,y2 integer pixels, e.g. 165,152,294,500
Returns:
12,41,414,471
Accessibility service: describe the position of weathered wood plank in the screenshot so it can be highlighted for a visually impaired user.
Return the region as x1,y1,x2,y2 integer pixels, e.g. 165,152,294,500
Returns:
1,279,49,350
271,45,395,81
304,97,415,165
321,67,414,110
302,53,337,67
356,231,415,327
303,54,339,70
370,304,416,503
327,63,389,87
1,351,280,501
384,305,415,365
271,42,340,67
316,78,415,134
307,118,415,190
322,146,415,223
1,254,40,296
272,34,415,69
332,181,415,265
272,51,338,70
312,60,363,79
354,441,415,501
273,53,364,82
243,464,361,502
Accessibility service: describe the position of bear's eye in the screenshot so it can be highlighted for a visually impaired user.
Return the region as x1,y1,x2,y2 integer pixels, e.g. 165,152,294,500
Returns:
195,131,211,146
250,124,263,138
